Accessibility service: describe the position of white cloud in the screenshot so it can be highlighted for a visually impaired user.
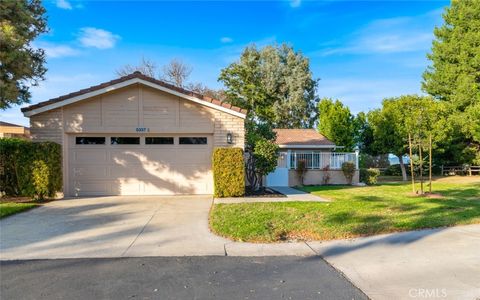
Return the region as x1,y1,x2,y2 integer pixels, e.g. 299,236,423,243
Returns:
78,27,120,49
220,37,233,43
317,10,442,56
56,0,72,10
290,0,301,8
37,42,80,58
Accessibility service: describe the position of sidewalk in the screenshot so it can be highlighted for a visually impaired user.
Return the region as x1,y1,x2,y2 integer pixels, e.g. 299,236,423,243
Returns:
214,186,329,204
225,224,480,300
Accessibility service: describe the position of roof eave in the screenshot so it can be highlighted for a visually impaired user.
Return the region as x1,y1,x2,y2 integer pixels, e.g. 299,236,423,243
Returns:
22,77,247,119
277,144,337,149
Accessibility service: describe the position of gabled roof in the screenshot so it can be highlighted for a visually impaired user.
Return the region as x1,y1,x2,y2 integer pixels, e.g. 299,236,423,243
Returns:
22,71,247,118
0,121,24,128
274,129,336,148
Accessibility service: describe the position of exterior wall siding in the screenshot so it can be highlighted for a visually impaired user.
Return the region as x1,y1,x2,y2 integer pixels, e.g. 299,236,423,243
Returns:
213,111,245,149
30,108,63,145
28,86,245,149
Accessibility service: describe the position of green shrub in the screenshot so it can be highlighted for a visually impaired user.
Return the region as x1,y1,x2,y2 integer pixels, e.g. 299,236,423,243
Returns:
32,160,49,200
360,168,380,185
0,138,62,198
296,159,307,186
321,165,331,185
383,164,412,176
341,161,356,185
213,148,245,197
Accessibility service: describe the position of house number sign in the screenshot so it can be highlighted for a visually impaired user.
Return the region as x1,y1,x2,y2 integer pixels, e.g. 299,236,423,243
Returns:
135,127,150,132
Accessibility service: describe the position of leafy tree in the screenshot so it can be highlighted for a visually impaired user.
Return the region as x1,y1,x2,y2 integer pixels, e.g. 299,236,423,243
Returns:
367,106,408,179
0,0,48,109
422,0,480,164
354,112,375,154
317,98,355,150
368,95,446,181
219,43,318,128
244,120,278,191
252,139,279,189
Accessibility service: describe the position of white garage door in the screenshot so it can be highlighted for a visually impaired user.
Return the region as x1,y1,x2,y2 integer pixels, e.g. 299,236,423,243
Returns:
68,134,213,196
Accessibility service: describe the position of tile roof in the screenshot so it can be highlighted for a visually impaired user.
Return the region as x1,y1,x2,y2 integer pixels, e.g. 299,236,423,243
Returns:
0,121,24,127
274,128,335,146
21,71,248,115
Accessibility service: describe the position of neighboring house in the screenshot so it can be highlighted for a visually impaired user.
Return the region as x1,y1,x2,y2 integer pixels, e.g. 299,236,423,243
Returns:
0,121,30,139
266,129,359,186
21,72,246,196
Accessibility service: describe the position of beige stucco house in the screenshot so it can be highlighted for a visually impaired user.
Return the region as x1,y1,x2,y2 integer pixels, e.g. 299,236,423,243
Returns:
267,129,359,186
0,121,30,139
22,72,246,197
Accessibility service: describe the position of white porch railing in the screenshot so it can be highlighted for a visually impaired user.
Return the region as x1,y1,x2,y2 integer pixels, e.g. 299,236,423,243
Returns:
286,151,358,170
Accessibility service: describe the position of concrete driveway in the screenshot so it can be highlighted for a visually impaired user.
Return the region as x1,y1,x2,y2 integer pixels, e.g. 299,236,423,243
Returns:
0,196,227,259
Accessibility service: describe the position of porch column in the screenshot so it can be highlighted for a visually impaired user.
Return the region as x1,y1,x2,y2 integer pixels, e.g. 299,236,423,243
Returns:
287,150,292,169
355,147,360,169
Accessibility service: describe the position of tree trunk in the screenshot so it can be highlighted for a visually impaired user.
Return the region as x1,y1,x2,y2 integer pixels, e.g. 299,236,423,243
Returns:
408,133,415,193
398,155,408,181
245,150,258,191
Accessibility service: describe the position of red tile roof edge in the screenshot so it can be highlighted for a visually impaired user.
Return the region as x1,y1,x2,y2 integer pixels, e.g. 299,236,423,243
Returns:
273,128,336,146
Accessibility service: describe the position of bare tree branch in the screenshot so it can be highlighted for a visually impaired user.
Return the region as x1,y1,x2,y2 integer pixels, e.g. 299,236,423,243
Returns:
115,58,222,98
185,82,225,100
116,56,158,78
161,59,192,87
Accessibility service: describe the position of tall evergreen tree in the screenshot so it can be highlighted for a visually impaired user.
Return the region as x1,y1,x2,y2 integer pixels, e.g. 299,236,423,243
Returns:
422,0,480,163
0,0,48,109
219,43,318,128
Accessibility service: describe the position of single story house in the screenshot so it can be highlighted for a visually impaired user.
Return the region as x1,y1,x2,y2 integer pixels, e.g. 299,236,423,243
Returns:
266,129,359,187
22,72,246,196
0,121,30,139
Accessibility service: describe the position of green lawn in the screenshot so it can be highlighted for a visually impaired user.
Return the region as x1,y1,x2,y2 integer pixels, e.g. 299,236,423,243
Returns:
210,178,480,242
0,202,38,219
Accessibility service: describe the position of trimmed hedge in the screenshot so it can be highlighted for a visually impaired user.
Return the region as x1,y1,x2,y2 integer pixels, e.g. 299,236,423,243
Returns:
360,168,380,185
212,147,245,198
0,138,62,198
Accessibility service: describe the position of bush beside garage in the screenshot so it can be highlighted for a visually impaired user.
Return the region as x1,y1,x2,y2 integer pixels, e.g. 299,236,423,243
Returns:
0,138,62,199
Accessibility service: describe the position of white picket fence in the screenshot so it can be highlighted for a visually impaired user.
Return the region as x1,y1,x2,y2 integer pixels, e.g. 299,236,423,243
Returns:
285,151,358,170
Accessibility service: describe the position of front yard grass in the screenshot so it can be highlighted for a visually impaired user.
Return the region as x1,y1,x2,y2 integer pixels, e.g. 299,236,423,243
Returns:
0,202,38,219
210,177,480,242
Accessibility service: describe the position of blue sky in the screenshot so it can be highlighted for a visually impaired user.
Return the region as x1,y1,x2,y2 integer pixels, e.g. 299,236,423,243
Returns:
2,0,450,127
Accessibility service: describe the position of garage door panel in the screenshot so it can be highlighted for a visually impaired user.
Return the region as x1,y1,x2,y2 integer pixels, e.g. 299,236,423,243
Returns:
143,181,178,195
72,181,109,196
73,150,107,163
68,134,213,196
108,165,143,178
114,179,143,195
72,166,108,179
